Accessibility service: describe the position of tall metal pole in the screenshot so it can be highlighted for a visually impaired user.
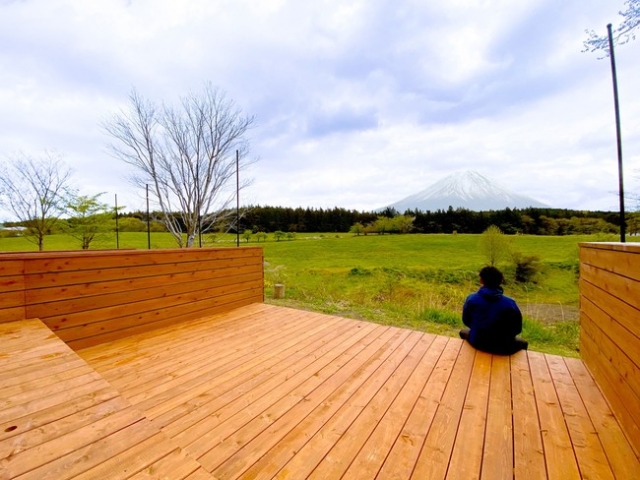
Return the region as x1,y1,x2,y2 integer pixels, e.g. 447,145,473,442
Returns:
197,182,202,248
146,184,151,249
236,150,240,247
607,23,626,243
114,194,120,249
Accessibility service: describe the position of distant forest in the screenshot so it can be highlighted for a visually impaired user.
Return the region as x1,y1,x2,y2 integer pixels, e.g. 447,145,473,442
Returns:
91,205,635,237
233,205,631,236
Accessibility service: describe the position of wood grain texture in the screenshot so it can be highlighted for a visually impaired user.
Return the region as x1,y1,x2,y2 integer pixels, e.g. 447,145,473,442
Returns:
80,305,636,479
0,319,212,480
579,242,640,457
2,305,636,479
0,247,263,346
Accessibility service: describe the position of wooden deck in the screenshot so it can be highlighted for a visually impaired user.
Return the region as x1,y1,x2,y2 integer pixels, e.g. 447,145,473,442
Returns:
0,319,212,479
2,304,639,479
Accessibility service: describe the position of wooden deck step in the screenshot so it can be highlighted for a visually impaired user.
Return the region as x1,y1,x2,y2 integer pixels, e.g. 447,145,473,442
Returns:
0,319,213,480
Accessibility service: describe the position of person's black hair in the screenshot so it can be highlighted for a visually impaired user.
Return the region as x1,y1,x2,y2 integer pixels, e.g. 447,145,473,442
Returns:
479,266,504,288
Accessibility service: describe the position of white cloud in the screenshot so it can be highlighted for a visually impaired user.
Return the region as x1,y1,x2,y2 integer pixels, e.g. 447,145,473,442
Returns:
1,0,639,221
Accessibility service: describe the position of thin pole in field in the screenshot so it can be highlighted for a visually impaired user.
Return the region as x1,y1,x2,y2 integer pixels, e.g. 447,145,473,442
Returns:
146,184,151,249
607,23,625,242
236,149,240,248
115,194,119,249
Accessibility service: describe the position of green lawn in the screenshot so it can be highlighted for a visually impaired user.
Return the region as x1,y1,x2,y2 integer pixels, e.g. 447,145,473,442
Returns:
2,231,624,357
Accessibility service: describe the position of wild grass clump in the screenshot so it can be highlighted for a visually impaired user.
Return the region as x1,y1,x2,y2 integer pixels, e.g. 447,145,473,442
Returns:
521,317,580,356
418,307,461,326
348,267,373,276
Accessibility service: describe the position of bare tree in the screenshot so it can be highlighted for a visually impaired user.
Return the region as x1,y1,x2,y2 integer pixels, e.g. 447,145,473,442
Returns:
103,85,255,247
0,151,75,251
584,0,639,54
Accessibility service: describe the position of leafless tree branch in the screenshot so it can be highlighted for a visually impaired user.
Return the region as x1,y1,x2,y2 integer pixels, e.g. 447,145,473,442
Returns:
0,151,75,250
583,0,640,56
103,84,255,247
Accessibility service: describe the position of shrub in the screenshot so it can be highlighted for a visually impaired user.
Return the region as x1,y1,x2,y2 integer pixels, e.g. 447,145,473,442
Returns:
117,217,146,232
348,267,372,276
512,251,541,283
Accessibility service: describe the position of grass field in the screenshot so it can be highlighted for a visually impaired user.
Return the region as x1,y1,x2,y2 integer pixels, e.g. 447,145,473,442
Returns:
1,231,627,357
258,233,590,356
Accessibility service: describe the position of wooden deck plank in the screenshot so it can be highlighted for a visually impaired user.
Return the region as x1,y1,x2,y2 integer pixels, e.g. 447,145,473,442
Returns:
546,355,614,480
98,311,317,417
445,351,492,480
259,327,412,480
80,304,278,378
411,341,476,480
528,351,581,480
159,317,359,435
242,335,447,480
73,435,205,480
163,318,379,447
0,387,120,445
565,357,640,478
340,334,446,480
376,338,461,480
152,314,353,433
0,370,105,412
0,380,115,426
511,351,547,480
0,356,87,391
480,354,513,480
5,407,148,476
303,331,427,480
0,396,130,461
117,309,318,403
0,319,213,480
3,305,637,479
197,324,404,473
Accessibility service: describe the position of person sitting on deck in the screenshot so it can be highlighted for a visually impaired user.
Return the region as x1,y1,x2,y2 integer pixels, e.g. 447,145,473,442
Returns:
459,266,528,355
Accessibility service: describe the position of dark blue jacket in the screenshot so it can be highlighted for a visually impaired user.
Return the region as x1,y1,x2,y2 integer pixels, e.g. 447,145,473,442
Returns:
462,286,522,354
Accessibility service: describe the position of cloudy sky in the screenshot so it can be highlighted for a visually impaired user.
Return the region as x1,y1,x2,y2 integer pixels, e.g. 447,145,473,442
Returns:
1,0,639,218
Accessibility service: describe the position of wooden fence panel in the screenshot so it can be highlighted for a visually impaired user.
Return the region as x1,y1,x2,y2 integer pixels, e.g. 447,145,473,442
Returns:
0,259,26,321
579,242,640,456
0,248,263,348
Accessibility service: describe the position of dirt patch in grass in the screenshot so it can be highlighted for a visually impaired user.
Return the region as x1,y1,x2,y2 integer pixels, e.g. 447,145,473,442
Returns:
521,303,579,324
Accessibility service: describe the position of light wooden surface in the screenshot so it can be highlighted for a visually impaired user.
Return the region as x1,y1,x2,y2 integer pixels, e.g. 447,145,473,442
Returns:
579,242,640,455
75,303,639,480
0,247,263,349
0,319,213,480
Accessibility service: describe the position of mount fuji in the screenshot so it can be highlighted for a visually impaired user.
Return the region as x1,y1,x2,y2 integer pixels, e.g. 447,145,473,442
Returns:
381,171,549,212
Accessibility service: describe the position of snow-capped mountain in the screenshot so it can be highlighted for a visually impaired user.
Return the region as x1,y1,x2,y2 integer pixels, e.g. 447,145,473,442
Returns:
381,171,549,212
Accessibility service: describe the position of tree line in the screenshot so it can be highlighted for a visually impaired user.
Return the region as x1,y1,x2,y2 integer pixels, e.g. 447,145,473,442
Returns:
237,205,631,236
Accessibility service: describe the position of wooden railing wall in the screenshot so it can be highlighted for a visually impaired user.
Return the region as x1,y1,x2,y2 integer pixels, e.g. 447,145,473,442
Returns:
580,242,640,455
0,247,263,350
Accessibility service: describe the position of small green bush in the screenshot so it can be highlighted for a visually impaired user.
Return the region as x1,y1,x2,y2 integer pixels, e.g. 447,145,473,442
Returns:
349,267,372,276
512,251,541,283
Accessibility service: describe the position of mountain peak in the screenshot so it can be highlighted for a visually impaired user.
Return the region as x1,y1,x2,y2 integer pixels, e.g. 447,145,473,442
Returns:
382,170,548,212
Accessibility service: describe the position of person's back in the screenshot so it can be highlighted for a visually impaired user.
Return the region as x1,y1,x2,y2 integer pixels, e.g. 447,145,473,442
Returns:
460,266,527,355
